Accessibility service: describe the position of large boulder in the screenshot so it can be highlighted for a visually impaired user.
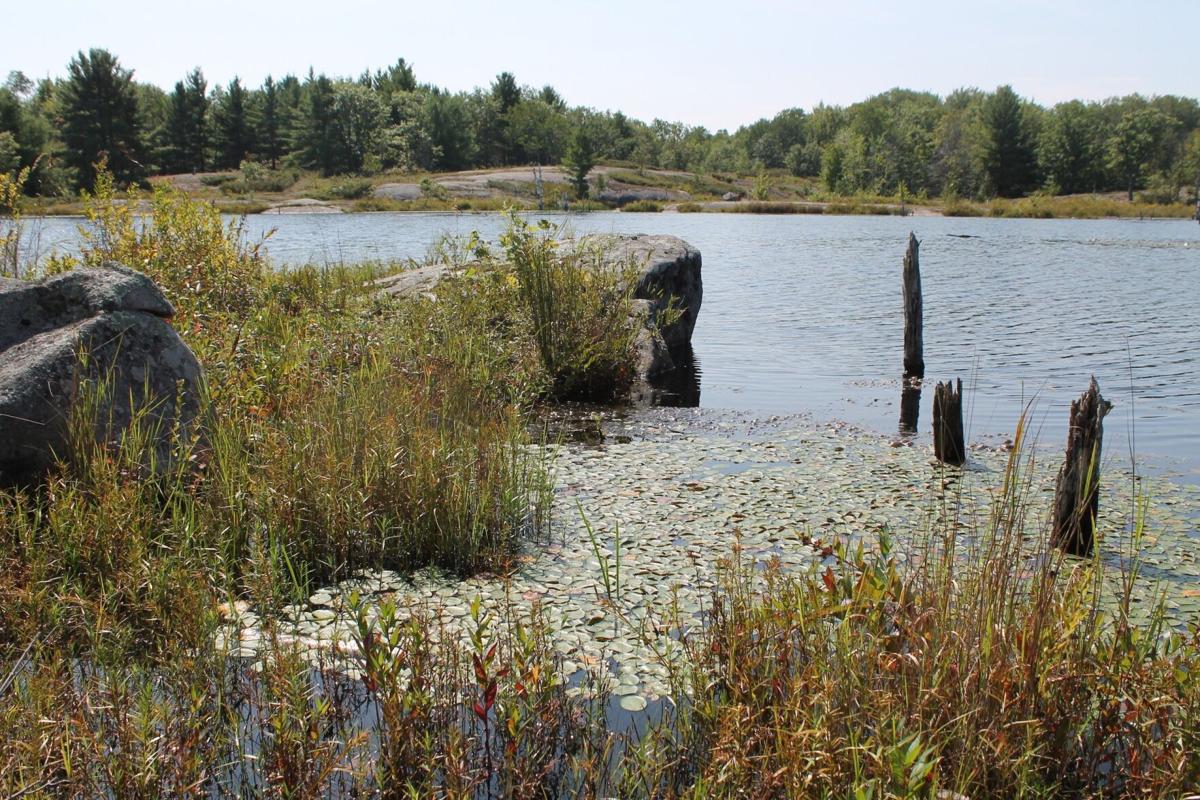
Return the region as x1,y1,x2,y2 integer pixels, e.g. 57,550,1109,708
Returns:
372,263,461,300
371,233,703,396
587,234,702,350
0,265,203,486
583,234,702,379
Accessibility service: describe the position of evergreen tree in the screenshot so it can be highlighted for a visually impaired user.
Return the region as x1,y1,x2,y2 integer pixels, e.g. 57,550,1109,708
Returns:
422,91,474,171
58,48,145,189
539,85,566,112
293,72,337,174
165,68,210,172
214,77,254,169
981,85,1037,197
371,58,417,95
488,71,521,164
562,126,596,199
256,75,282,168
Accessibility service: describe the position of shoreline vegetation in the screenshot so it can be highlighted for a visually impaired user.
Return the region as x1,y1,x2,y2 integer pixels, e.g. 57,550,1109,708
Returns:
13,164,1200,220
4,50,1199,223
3,184,1200,793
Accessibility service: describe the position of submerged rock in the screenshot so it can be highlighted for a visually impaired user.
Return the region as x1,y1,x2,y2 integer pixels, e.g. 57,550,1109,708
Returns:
0,265,203,486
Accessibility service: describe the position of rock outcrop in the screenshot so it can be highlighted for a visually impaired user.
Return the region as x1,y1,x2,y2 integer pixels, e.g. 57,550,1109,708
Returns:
373,263,461,300
598,186,691,206
373,234,702,404
0,265,203,486
583,234,702,380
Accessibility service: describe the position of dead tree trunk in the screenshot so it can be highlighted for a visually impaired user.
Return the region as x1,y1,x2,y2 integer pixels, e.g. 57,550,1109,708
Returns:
932,378,965,465
1050,377,1113,557
902,233,923,378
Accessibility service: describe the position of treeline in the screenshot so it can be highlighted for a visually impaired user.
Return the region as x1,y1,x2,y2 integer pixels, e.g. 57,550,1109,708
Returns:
3,48,1199,202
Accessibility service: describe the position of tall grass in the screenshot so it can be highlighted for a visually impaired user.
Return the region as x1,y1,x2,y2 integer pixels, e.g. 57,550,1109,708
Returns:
1,164,33,277
2,175,1197,797
3,412,1197,796
0,178,557,650
502,215,641,402
618,421,1200,798
943,195,1195,219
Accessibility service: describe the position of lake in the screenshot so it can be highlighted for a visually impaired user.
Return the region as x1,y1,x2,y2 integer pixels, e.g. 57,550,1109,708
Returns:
25,211,1200,479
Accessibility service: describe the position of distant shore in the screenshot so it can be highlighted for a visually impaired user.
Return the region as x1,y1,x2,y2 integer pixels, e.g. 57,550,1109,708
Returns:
19,164,1197,221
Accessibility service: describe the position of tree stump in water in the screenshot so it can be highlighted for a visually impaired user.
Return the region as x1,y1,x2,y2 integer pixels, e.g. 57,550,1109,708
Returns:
1050,377,1113,557
932,378,965,465
902,233,924,378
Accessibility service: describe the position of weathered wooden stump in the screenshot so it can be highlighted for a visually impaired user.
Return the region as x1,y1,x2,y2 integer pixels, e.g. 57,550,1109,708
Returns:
1050,377,1113,556
932,378,965,465
902,233,924,378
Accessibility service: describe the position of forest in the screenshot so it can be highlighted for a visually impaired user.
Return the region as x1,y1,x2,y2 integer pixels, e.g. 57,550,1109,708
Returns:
2,48,1199,203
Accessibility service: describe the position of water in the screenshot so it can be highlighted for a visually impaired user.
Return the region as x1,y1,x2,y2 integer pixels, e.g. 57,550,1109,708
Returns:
25,211,1200,477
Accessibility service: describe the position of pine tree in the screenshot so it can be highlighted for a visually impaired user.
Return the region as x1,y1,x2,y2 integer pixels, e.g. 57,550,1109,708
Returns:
981,85,1037,197
257,75,281,168
214,77,254,169
165,68,210,172
562,127,596,199
58,48,146,189
293,72,337,174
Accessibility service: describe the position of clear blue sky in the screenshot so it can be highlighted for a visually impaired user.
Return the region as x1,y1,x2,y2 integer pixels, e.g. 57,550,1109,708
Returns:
4,0,1196,131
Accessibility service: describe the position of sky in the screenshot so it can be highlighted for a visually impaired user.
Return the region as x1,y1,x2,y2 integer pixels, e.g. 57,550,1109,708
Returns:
3,0,1197,131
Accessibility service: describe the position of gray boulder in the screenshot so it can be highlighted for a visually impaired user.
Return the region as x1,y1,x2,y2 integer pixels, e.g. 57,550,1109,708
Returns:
0,265,203,486
372,263,461,300
372,233,703,392
584,234,703,369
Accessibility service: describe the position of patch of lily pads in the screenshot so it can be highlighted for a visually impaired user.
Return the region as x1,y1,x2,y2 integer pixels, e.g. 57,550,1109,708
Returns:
216,407,1200,709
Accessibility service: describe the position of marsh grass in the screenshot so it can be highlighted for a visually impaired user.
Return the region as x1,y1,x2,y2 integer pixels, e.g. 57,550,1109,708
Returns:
679,200,909,216
502,216,641,402
943,195,1195,219
620,200,664,212
617,420,1200,798
2,176,1198,798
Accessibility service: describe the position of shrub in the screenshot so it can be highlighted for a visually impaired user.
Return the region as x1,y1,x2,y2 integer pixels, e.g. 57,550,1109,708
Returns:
620,199,663,212
419,177,449,200
51,167,267,330
0,164,31,277
200,173,236,187
318,178,374,200
220,164,299,194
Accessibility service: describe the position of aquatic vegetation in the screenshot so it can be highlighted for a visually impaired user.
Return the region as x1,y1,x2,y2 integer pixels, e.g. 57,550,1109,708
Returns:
1,183,1198,797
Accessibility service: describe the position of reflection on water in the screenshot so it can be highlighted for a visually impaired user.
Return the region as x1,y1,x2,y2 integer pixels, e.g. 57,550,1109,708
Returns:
899,376,921,435
645,344,702,408
27,212,1200,474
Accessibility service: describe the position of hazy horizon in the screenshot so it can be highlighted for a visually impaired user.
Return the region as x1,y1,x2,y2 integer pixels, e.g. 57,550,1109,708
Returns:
4,0,1197,131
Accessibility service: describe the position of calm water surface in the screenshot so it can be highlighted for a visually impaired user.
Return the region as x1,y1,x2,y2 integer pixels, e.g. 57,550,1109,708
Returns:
28,212,1200,478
